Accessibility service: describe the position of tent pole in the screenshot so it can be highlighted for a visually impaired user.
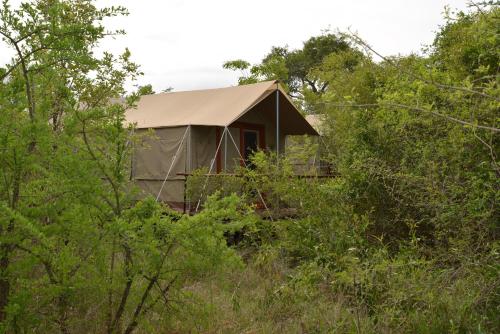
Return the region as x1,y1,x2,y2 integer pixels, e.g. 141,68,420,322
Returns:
188,125,191,172
187,125,192,213
129,127,135,181
224,126,227,172
276,87,279,157
275,85,280,215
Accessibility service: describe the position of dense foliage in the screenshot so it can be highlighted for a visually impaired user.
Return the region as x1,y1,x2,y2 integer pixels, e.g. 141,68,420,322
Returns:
216,4,499,333
0,1,251,333
223,33,355,103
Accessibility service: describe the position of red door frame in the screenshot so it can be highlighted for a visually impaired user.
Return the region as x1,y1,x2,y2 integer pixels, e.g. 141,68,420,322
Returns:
216,122,265,172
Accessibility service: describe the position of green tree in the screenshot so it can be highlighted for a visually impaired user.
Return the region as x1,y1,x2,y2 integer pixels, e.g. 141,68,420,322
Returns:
291,6,500,265
0,1,248,333
223,33,353,100
0,0,136,324
217,4,499,332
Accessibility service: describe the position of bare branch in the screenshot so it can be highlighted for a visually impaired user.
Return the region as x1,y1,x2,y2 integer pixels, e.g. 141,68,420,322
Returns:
108,245,133,334
347,31,500,102
473,131,499,174
316,102,500,132
0,30,36,120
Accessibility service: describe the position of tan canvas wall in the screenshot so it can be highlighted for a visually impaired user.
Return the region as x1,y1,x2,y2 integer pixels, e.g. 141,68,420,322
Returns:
133,126,188,180
135,179,186,204
190,126,216,170
132,125,237,205
131,126,189,204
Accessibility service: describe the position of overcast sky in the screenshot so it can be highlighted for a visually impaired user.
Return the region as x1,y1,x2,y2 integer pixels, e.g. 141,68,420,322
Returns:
1,0,472,92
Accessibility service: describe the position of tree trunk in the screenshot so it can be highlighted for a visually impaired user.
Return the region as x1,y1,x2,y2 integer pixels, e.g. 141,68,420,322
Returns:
0,245,12,322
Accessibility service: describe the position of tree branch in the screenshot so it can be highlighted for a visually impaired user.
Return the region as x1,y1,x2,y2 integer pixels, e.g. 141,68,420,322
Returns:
0,30,36,121
347,31,500,102
108,245,133,334
316,102,500,132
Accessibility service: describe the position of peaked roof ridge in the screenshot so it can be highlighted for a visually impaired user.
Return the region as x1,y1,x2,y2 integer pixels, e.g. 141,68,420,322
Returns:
144,79,279,98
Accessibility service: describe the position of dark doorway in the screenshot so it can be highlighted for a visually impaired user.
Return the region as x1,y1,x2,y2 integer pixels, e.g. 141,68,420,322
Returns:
243,130,258,167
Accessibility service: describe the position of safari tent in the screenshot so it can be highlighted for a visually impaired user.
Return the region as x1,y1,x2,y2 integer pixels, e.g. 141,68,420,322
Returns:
125,80,318,210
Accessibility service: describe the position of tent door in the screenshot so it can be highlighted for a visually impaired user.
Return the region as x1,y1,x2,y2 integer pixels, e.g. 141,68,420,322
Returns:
243,129,259,167
217,122,265,171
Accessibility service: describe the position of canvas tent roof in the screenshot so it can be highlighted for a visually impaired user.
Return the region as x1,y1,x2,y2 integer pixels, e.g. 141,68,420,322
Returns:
125,80,318,135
